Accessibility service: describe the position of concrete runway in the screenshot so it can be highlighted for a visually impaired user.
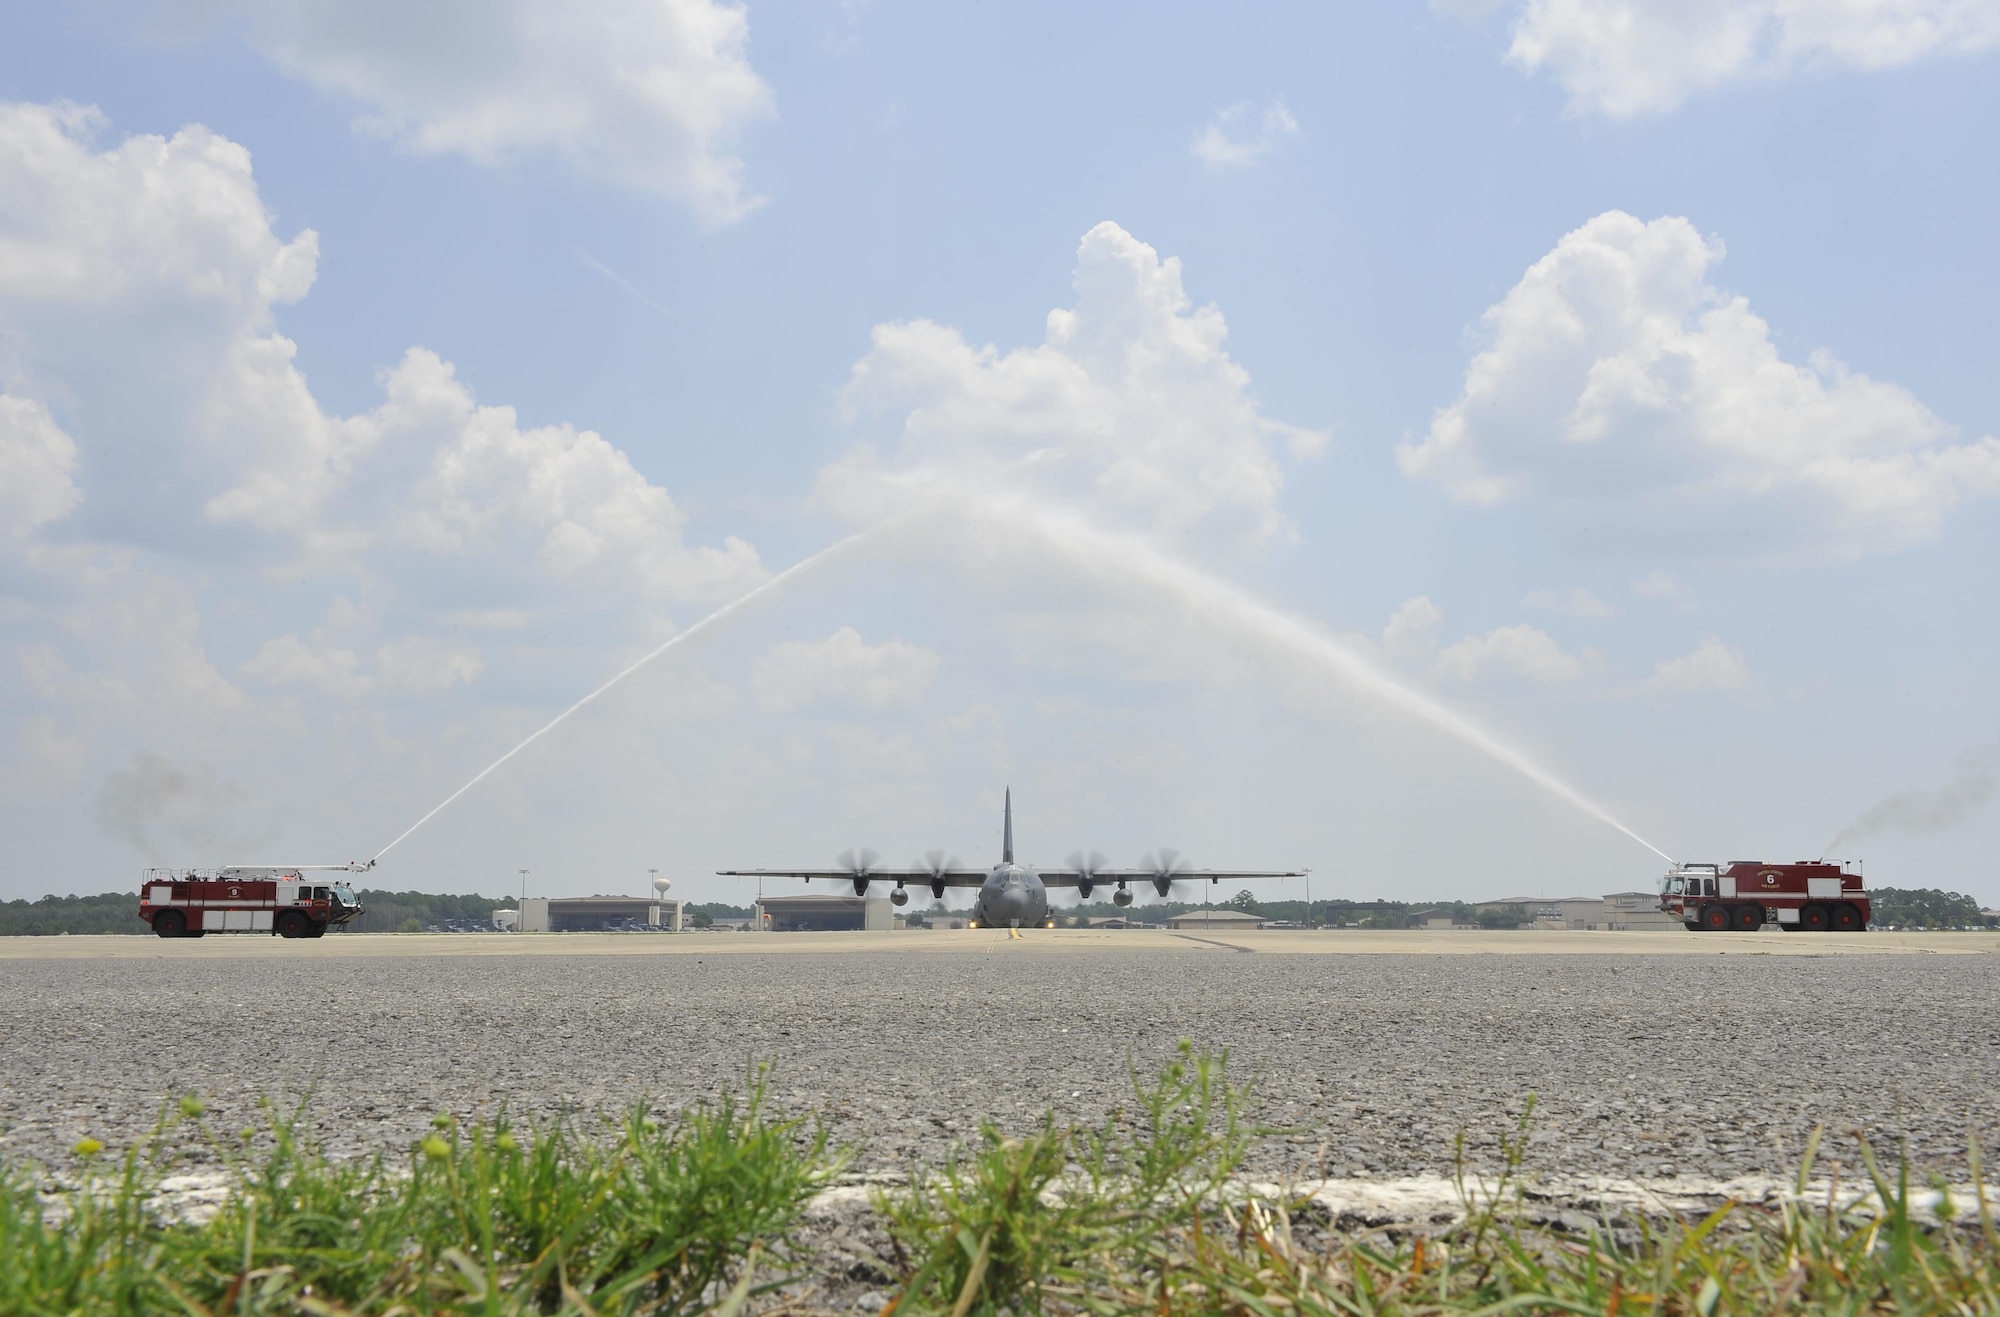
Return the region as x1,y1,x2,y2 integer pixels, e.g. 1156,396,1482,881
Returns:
4,926,1993,959
2,931,1996,1193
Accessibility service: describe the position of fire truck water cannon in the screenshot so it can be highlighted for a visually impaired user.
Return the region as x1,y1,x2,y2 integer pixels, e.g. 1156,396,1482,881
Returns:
138,863,369,939
1659,859,1869,933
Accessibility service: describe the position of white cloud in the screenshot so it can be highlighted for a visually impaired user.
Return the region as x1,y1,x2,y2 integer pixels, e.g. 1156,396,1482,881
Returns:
1382,596,1444,659
752,627,940,713
1190,99,1300,171
824,221,1325,548
0,99,766,840
1643,636,1749,693
1436,624,1587,683
368,349,766,603
240,633,366,697
1631,569,1691,599
1399,211,2000,560
209,0,775,224
0,102,318,316
0,102,762,607
0,395,80,539
240,632,481,698
1503,0,2000,116
1523,587,1612,617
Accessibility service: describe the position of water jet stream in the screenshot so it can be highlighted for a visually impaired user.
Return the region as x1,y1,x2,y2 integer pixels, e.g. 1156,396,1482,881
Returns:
998,500,1675,864
371,531,872,863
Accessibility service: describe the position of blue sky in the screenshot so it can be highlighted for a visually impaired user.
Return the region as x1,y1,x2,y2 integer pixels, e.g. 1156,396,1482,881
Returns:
2,1,1996,907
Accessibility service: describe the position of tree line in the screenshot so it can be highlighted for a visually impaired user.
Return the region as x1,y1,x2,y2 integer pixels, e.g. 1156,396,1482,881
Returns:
1,885,1990,935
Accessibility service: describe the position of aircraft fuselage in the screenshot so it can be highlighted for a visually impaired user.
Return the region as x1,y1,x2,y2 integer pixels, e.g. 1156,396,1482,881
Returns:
974,862,1050,929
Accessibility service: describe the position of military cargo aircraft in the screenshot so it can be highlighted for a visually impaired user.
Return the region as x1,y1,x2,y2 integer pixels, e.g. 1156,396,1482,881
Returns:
718,789,1305,935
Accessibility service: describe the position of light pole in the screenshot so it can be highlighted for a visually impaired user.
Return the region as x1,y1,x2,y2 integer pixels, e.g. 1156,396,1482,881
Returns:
517,869,529,932
1304,867,1313,931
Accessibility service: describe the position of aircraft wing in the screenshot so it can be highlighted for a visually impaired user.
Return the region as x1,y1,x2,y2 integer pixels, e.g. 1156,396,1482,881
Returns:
1034,868,1305,888
716,868,989,888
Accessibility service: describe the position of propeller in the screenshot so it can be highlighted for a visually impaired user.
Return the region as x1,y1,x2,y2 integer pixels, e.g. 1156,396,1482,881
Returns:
836,847,881,896
1066,850,1109,900
1140,848,1195,900
917,849,961,901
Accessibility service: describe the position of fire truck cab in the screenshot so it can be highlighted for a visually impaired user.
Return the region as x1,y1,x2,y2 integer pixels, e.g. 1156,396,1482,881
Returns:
139,864,367,939
1660,860,1869,933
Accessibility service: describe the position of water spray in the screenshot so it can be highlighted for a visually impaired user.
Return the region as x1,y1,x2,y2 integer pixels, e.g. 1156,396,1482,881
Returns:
371,531,873,863
990,498,1675,864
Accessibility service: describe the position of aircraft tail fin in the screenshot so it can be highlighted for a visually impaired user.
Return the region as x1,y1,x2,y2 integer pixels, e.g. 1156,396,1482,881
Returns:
1003,787,1013,864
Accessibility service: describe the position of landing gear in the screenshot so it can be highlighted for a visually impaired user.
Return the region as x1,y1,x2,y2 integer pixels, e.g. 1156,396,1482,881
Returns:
152,909,187,938
1830,903,1863,932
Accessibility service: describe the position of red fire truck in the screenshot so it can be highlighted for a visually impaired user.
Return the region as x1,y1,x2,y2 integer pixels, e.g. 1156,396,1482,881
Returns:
138,865,367,938
1660,860,1869,932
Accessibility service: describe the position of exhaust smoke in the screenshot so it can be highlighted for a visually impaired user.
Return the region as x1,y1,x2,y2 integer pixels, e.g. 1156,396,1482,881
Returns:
1825,746,1999,853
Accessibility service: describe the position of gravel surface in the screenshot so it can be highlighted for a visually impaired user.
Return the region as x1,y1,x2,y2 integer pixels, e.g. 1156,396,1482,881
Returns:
4,949,1997,1184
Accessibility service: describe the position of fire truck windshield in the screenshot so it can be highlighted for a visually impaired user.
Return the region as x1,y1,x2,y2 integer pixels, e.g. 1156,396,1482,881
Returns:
332,885,358,907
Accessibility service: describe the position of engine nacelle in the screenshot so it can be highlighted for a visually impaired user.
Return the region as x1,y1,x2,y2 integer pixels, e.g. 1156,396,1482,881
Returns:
852,876,870,896
1113,887,1133,907
890,886,909,906
1078,879,1095,900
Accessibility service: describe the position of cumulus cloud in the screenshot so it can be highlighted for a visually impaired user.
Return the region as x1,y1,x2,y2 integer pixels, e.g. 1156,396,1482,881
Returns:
0,395,80,539
1642,636,1749,693
825,221,1325,548
1501,0,2000,116
240,631,483,698
1523,587,1611,617
1632,569,1691,600
1436,624,1587,684
1382,596,1443,660
0,99,765,841
359,349,765,602
1190,99,1299,171
204,0,775,224
1399,211,2000,560
0,101,761,606
752,627,940,713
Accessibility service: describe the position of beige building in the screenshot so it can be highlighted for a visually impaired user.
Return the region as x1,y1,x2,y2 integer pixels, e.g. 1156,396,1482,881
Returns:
1165,908,1269,930
754,895,893,931
1602,890,1680,930
507,896,682,932
1476,896,1604,930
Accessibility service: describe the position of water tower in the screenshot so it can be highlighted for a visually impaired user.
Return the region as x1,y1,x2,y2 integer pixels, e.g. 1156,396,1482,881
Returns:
650,870,675,931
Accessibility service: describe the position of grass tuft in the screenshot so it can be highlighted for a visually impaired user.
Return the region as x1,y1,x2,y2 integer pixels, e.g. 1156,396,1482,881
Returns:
3,1053,1995,1315
0,1073,829,1315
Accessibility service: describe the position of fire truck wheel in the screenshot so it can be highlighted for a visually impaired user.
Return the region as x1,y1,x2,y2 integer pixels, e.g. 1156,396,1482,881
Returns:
1799,904,1829,932
305,922,326,937
1700,905,1731,931
152,908,187,938
276,910,310,939
1733,904,1764,931
1830,903,1863,932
